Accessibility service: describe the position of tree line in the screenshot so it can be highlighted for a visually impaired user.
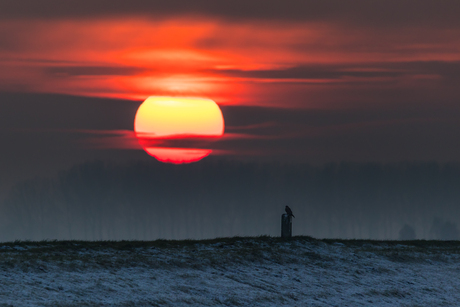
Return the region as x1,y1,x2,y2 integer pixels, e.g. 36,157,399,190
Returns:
1,159,459,241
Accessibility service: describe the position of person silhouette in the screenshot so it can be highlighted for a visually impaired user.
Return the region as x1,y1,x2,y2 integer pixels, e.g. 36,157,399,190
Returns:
285,205,295,218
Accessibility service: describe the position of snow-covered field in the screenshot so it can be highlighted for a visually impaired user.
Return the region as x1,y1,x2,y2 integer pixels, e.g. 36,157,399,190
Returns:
0,237,459,306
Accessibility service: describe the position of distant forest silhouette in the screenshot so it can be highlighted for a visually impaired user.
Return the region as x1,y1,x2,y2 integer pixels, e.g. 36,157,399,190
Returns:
1,159,460,241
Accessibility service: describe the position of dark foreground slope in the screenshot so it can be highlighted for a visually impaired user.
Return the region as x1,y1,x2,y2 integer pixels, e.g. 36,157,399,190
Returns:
1,236,459,306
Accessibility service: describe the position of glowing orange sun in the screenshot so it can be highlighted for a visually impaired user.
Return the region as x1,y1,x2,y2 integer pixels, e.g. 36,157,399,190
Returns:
134,97,225,163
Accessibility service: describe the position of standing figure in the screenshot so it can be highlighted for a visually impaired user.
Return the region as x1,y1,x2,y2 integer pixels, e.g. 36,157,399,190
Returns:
285,205,295,218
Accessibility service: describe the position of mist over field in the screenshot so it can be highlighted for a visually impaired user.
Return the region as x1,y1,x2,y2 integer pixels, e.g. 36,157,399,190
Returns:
1,159,460,242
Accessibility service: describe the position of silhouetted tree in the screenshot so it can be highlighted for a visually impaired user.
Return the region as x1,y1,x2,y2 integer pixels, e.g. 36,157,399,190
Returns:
2,160,460,241
398,224,416,240
430,217,459,240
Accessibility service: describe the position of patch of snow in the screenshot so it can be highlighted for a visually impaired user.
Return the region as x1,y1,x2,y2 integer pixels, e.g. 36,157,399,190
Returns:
0,239,459,306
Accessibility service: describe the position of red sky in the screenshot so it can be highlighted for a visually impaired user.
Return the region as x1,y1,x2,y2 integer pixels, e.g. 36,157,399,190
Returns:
1,2,460,107
1,0,460,179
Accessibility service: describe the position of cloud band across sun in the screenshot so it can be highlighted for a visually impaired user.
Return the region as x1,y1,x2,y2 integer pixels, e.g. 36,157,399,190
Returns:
134,97,224,163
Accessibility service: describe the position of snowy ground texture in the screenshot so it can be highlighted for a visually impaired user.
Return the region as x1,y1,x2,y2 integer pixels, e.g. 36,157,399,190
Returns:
0,237,460,306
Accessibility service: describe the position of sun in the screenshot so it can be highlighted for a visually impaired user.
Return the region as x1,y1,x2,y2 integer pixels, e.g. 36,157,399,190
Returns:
134,97,224,163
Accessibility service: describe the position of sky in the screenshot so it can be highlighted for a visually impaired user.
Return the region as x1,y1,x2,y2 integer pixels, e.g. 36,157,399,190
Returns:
1,1,460,240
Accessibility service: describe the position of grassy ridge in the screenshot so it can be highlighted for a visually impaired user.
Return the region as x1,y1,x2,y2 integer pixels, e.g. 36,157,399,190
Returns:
1,236,459,306
2,235,460,250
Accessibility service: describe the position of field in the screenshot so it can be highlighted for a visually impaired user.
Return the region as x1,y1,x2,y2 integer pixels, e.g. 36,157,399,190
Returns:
1,236,460,306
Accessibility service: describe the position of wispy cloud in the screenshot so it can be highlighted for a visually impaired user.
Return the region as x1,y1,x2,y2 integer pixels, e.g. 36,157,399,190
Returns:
0,11,459,105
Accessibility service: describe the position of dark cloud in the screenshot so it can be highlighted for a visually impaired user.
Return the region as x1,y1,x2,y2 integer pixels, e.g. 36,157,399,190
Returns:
1,0,460,28
209,61,460,82
0,92,140,130
74,102,460,162
212,66,399,80
0,93,145,189
217,104,460,162
1,92,460,190
45,66,147,77
396,61,460,83
221,105,460,131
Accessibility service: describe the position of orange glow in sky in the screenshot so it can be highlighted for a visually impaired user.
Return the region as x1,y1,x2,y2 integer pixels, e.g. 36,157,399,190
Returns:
2,10,460,163
134,96,224,163
2,18,459,107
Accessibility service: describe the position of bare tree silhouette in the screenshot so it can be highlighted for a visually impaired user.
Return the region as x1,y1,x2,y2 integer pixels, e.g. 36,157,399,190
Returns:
398,224,416,240
430,218,459,240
